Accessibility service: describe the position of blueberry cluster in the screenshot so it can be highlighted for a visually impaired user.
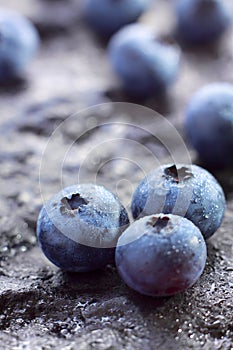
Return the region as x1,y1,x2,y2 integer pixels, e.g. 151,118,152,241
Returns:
2,0,230,298
83,0,231,44
37,163,226,297
83,0,232,167
0,0,231,102
82,0,231,99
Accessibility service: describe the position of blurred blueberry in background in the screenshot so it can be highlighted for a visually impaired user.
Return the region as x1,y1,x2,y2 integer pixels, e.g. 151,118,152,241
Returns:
0,9,39,82
185,83,233,169
175,0,231,45
108,24,180,98
83,0,150,36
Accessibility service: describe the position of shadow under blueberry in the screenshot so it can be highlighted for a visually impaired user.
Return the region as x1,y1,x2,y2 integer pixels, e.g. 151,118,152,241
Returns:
104,87,173,115
0,75,28,94
173,27,224,59
34,20,73,40
195,157,233,199
55,264,124,295
125,288,169,311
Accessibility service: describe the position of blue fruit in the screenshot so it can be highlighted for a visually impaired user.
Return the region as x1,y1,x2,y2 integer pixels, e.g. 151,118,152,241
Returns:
83,0,149,36
131,164,226,239
116,214,207,296
175,0,231,44
108,24,180,98
0,9,39,82
185,83,233,169
37,184,129,272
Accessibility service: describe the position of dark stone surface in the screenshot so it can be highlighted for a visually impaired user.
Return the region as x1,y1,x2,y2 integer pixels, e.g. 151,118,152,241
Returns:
0,0,233,348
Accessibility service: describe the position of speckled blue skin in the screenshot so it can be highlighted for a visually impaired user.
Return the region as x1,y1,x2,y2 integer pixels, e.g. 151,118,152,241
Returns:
0,9,39,82
108,24,180,98
83,0,149,36
37,184,129,272
116,214,207,296
185,83,233,169
175,0,231,44
131,164,226,239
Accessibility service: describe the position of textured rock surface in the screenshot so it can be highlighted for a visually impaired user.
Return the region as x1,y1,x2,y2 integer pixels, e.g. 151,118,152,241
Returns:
0,0,233,349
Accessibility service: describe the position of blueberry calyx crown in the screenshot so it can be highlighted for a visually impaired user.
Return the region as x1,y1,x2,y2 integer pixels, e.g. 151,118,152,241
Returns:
146,216,170,232
60,193,88,216
163,165,193,183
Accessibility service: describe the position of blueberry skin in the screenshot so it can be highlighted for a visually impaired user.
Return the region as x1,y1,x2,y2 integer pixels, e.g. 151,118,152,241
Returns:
185,83,233,169
108,24,180,98
0,9,39,82
175,0,231,44
116,214,207,297
37,184,129,272
131,164,226,239
83,0,150,36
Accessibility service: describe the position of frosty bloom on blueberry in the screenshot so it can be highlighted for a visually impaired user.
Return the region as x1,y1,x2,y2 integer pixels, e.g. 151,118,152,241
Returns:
83,0,150,36
175,0,231,45
131,164,226,239
0,9,39,82
108,23,180,98
115,214,207,297
37,184,129,272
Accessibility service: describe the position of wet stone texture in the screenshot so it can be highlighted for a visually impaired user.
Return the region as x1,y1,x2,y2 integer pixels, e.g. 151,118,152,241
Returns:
0,0,233,349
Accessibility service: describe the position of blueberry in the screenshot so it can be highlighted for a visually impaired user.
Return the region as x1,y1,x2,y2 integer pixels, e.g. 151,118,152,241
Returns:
108,24,180,98
185,83,233,169
0,9,39,82
116,214,207,296
83,0,149,36
175,0,231,44
37,184,129,272
131,164,226,239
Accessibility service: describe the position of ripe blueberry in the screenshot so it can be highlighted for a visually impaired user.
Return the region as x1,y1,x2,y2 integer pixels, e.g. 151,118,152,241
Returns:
131,164,226,239
0,9,39,82
83,0,149,36
185,83,233,169
116,214,207,297
175,0,231,44
37,184,129,272
108,24,180,98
